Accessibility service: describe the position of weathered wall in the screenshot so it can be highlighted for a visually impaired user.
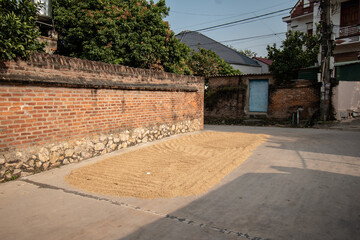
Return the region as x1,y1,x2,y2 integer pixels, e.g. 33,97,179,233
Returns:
268,80,320,120
206,76,246,119
206,75,319,122
0,53,204,181
206,74,275,119
332,81,360,119
205,87,246,119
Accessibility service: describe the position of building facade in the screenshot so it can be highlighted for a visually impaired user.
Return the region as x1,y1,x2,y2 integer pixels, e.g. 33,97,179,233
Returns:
283,0,360,63
283,0,360,119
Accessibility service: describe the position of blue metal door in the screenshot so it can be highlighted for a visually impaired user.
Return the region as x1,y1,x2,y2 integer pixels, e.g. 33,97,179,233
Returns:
249,79,269,112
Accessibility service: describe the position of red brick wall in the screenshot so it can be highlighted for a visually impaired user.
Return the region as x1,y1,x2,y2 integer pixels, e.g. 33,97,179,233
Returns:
208,76,240,89
205,88,245,119
206,74,275,120
0,53,204,151
268,80,320,120
206,76,319,122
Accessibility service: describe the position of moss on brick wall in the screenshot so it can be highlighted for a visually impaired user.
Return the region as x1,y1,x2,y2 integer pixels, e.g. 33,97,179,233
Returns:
205,85,246,114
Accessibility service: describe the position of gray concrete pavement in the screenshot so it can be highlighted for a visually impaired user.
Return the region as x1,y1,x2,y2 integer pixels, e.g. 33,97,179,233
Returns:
1,125,360,240
315,117,360,131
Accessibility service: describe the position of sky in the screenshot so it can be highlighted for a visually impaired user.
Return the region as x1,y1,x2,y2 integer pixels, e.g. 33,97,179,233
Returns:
163,0,299,57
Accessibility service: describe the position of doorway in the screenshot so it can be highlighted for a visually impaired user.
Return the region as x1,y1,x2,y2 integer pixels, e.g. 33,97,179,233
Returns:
249,79,269,112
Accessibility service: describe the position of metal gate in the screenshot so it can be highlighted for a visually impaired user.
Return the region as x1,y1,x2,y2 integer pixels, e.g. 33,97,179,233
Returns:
249,79,269,112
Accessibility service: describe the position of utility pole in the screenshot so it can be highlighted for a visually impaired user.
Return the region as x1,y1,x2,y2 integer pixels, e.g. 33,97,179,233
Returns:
319,0,333,121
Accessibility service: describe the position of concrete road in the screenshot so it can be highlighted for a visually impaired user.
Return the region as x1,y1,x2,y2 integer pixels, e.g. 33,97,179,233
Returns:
1,125,360,240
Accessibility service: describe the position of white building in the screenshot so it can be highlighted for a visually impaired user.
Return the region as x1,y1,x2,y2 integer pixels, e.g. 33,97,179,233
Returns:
283,0,360,120
283,0,360,63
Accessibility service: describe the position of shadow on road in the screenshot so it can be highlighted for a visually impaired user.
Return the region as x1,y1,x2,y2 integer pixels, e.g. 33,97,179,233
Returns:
120,166,360,240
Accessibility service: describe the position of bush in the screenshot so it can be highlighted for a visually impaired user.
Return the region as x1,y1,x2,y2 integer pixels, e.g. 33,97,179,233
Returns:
0,0,44,60
52,0,189,73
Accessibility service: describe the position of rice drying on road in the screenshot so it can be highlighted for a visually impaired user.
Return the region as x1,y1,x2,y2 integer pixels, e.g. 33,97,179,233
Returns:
65,131,268,199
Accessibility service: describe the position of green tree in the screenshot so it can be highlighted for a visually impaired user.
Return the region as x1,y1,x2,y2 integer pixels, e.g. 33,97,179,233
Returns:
267,31,320,84
186,48,241,79
53,0,189,73
0,0,44,60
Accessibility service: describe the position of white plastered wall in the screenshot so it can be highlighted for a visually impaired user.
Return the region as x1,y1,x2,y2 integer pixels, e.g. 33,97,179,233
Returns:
332,81,360,119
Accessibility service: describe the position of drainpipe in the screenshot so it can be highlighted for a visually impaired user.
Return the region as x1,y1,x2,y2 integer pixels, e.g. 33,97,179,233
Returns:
297,108,304,126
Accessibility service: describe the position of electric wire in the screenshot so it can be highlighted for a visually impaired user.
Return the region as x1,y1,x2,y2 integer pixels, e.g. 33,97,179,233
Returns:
171,0,295,31
186,32,287,47
193,7,292,32
200,13,288,33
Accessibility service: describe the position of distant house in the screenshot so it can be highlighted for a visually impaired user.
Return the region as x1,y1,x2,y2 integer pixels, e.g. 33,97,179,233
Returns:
252,57,272,73
283,0,360,119
282,0,360,63
33,0,57,54
176,31,262,74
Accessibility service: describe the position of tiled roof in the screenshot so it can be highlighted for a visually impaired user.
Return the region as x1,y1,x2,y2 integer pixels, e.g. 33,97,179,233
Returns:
176,31,260,67
253,57,273,66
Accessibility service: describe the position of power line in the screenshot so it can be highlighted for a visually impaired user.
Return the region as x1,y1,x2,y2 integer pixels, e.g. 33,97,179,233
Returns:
170,1,291,18
186,32,287,48
170,10,238,17
238,40,283,49
193,7,292,32
172,1,295,31
221,32,287,43
200,13,288,33
183,27,312,56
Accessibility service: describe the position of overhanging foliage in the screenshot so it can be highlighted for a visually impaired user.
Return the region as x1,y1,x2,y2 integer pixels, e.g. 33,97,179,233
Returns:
0,0,44,60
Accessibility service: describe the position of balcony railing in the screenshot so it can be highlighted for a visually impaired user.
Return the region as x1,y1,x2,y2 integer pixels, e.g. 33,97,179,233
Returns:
339,25,360,38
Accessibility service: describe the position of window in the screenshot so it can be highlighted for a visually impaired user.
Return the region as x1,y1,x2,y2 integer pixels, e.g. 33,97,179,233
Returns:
303,0,310,8
307,22,313,35
340,0,359,27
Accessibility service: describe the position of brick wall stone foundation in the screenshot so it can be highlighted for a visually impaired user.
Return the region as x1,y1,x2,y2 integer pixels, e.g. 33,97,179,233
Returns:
0,53,204,182
0,119,201,182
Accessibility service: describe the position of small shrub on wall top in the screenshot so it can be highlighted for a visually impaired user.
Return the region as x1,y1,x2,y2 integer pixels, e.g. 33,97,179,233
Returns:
187,48,241,79
0,0,44,60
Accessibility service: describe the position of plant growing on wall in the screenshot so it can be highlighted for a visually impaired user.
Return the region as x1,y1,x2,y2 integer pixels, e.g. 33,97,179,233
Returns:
267,31,320,84
238,48,257,58
53,0,190,74
186,48,241,79
0,0,44,60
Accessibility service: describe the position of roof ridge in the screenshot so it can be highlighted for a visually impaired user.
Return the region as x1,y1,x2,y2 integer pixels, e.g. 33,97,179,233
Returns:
176,31,260,67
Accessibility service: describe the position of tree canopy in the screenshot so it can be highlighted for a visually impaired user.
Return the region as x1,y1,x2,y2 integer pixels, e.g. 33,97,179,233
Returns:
52,0,241,76
0,0,44,60
53,0,190,73
267,31,320,84
1,0,242,77
186,48,241,78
